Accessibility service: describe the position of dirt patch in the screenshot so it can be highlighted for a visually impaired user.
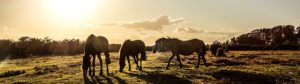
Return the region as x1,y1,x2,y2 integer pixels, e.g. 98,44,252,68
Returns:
259,58,300,66
212,59,246,66
236,55,258,59
12,82,32,84
0,70,26,78
212,70,294,84
66,62,81,67
33,65,59,75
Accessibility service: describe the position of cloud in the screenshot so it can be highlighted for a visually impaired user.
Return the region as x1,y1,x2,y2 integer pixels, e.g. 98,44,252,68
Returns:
174,26,205,33
207,31,236,35
100,23,119,27
119,16,184,30
0,25,9,31
99,16,207,34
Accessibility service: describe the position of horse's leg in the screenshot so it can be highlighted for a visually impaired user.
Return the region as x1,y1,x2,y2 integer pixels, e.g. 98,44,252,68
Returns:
97,53,103,75
134,55,139,70
201,54,207,67
104,52,110,76
133,55,141,71
92,54,96,76
176,54,183,69
139,54,143,71
127,55,131,71
196,52,201,68
166,54,175,70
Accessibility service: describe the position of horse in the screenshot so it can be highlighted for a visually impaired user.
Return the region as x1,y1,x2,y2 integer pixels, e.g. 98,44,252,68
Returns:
152,37,207,70
83,34,111,77
119,40,147,72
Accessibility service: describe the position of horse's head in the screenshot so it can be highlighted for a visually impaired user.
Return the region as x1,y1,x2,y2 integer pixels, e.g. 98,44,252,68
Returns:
152,38,166,53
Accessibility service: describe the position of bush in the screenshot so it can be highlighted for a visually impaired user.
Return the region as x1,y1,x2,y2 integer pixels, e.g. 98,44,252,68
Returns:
0,37,85,60
216,48,226,57
210,41,222,56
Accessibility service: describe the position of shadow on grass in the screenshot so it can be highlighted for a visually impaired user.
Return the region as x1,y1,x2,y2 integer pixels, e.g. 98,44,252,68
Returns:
212,70,294,84
123,71,192,84
84,75,127,84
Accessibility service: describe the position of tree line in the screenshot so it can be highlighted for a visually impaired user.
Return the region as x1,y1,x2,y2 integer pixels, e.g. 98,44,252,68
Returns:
0,37,149,60
228,25,300,50
0,37,84,59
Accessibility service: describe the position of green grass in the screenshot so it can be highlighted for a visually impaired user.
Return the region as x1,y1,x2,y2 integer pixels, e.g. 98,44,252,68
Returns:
0,51,299,83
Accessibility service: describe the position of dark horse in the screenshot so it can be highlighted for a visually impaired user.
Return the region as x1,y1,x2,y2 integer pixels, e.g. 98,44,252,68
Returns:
119,40,147,72
152,37,207,70
83,34,111,78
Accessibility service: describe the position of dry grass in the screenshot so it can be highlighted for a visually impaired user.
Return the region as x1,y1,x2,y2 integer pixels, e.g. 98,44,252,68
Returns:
0,51,299,83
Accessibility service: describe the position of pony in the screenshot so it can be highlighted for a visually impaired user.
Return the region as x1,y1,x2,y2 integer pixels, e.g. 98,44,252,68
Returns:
152,37,207,70
83,34,111,77
119,40,147,72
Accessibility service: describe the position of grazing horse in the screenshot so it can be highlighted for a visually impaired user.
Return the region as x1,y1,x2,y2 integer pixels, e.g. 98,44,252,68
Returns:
152,37,207,70
119,40,147,72
83,34,111,77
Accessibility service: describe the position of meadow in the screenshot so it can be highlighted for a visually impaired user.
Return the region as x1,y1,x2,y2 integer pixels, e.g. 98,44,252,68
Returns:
0,51,299,84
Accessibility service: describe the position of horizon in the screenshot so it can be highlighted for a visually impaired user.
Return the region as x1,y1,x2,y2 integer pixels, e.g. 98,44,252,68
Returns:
1,0,300,45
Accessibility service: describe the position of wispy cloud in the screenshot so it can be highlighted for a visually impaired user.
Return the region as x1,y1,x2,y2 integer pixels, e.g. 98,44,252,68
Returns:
0,25,9,31
174,26,205,33
103,16,184,31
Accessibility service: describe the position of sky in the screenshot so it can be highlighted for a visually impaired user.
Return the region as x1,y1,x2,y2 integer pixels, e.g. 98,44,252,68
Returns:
0,0,300,45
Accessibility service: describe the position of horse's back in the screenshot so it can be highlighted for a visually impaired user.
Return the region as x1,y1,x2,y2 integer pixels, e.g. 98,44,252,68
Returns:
121,40,145,53
85,34,109,53
178,39,205,55
188,39,205,49
133,40,145,50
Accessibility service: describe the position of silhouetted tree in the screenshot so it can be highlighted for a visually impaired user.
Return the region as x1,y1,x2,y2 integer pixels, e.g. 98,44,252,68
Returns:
0,40,13,60
228,25,300,50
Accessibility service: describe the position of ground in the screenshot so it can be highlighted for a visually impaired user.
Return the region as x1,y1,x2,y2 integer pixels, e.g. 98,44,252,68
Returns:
0,51,299,84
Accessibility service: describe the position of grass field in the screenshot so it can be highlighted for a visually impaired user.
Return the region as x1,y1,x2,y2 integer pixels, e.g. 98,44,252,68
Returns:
0,51,299,84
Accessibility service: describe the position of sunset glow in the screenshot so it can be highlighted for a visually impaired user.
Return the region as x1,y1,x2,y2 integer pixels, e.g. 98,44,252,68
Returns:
0,0,300,44
44,0,100,21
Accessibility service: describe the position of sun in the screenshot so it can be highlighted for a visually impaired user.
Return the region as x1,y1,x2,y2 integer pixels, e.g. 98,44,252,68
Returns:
45,0,100,21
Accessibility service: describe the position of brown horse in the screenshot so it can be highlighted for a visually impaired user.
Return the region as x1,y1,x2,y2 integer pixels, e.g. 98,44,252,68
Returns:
152,37,207,70
83,34,111,77
119,40,146,72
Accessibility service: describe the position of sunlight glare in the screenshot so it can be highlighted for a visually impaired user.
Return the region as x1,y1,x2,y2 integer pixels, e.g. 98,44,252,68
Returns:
45,0,100,21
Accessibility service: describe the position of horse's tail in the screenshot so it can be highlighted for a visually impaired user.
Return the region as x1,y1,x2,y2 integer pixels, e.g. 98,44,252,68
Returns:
141,51,147,61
